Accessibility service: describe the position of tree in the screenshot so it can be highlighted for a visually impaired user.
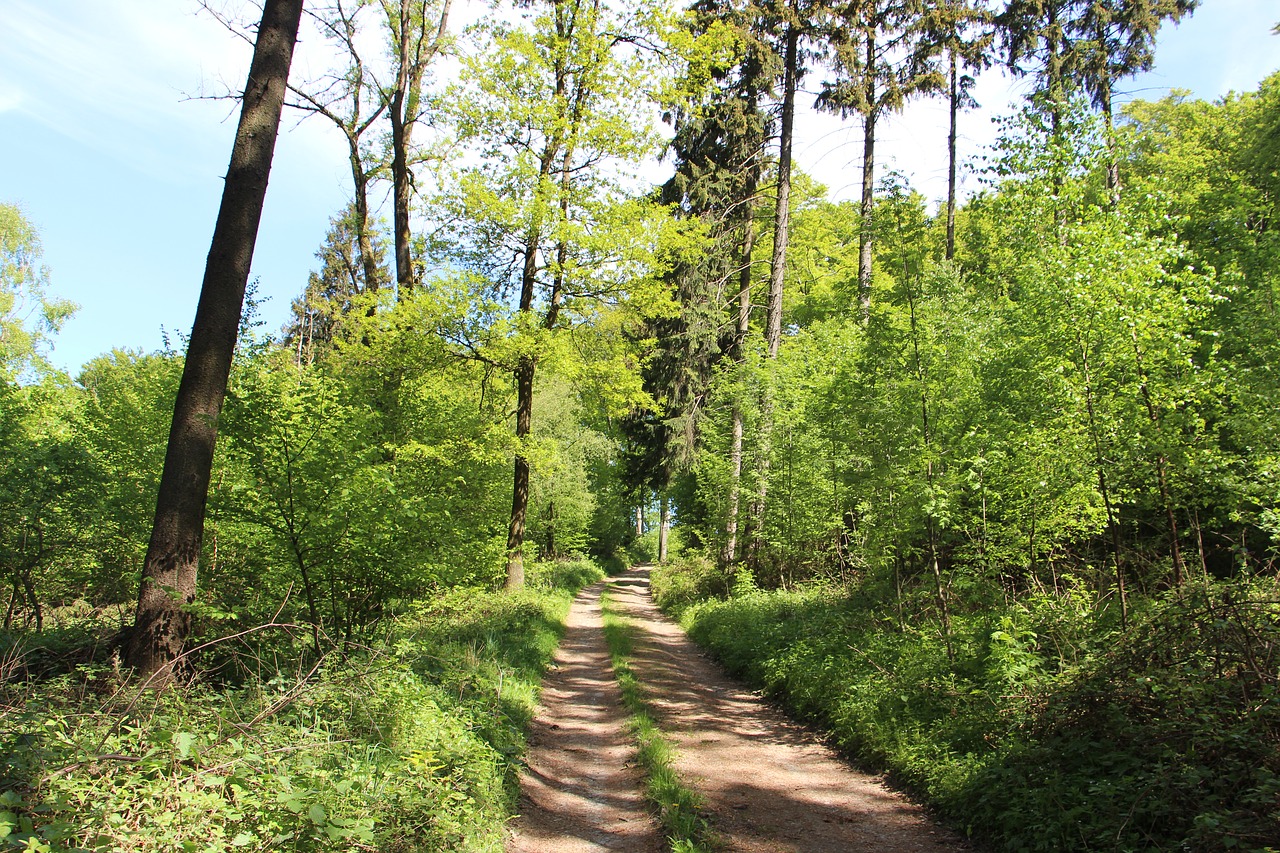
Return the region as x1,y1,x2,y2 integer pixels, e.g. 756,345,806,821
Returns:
998,0,1079,130
998,0,1197,165
381,0,452,294
1069,0,1198,196
0,204,75,380
625,3,774,565
919,0,994,259
741,0,824,563
283,204,390,360
817,0,942,317
126,0,306,683
0,381,96,632
288,0,391,298
440,0,677,588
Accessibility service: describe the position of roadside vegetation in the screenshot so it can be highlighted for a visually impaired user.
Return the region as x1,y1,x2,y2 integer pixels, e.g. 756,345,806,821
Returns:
654,557,1280,851
0,559,600,852
2,0,1278,846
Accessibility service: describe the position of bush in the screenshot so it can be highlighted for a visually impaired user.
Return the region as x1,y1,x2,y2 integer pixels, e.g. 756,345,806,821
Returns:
673,569,1280,852
650,554,733,617
956,580,1280,852
626,529,660,565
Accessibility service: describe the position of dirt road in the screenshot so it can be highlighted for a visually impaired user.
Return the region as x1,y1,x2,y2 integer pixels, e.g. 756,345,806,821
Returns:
506,565,965,852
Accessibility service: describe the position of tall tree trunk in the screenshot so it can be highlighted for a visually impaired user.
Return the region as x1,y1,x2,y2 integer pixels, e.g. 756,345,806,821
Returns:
858,58,877,318
748,26,798,561
505,220,543,590
1079,338,1128,627
350,151,382,295
659,494,670,563
388,61,414,293
723,171,757,565
946,48,959,261
290,0,388,296
126,0,305,683
724,406,746,563
503,0,588,589
765,27,797,360
904,269,952,661
506,354,534,589
386,0,452,296
19,562,41,634
1102,78,1120,204
1128,329,1185,584
544,500,556,558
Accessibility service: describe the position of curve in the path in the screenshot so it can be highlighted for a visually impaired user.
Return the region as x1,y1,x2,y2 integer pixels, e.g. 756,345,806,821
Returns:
610,564,967,853
505,579,663,853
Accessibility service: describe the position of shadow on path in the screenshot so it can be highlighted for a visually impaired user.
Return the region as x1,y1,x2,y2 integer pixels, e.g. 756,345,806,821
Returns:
611,564,967,853
506,580,662,853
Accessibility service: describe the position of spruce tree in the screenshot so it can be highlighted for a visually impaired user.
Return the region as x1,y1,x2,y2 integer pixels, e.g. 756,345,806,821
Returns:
817,0,942,318
622,0,773,563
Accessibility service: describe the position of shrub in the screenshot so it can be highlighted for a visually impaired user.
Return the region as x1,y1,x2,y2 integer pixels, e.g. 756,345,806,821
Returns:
673,569,1280,851
650,554,733,617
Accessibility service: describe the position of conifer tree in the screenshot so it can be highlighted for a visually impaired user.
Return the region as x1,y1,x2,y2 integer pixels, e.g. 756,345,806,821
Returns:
817,0,942,318
999,0,1196,167
920,0,994,259
1070,0,1198,196
623,5,772,562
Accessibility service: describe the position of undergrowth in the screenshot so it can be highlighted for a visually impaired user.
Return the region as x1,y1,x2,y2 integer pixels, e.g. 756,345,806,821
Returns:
0,557,603,852
600,587,715,853
654,555,1280,852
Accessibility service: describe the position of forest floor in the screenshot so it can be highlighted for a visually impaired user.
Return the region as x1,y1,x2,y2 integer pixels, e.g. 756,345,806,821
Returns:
506,564,967,852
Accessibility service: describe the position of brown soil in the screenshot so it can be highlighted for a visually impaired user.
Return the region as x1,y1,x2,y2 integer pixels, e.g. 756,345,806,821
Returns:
506,579,664,853
507,565,967,852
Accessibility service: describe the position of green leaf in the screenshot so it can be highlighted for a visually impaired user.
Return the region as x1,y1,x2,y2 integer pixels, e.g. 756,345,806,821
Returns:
173,731,196,760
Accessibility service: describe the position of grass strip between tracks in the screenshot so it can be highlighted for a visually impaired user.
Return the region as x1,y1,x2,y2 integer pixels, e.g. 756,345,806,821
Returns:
600,587,717,853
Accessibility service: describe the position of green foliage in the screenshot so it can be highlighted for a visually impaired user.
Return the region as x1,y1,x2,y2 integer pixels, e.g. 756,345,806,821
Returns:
77,351,182,602
627,529,660,565
0,559,600,852
666,82,1280,847
2,27,1279,853
672,573,1280,851
0,378,100,631
650,554,732,617
0,204,75,381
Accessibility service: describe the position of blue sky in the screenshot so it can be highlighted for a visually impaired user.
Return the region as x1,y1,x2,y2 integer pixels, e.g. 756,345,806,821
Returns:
1,1,1277,375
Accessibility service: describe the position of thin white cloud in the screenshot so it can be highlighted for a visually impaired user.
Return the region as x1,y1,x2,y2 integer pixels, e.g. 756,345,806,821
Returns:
0,80,21,113
0,1,252,182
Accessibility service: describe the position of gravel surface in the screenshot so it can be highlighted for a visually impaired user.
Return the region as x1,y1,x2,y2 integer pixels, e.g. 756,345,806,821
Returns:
507,565,967,852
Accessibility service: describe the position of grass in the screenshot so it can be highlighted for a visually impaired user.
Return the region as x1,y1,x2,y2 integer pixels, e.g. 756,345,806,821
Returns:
600,587,717,853
0,557,603,853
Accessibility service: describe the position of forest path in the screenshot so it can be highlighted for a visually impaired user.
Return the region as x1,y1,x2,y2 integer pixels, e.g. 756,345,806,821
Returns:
608,564,966,852
507,565,965,852
506,578,664,853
